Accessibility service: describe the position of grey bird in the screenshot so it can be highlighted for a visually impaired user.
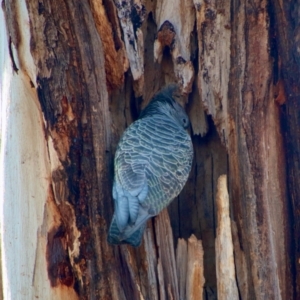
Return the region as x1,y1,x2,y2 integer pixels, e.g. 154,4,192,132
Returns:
107,84,193,247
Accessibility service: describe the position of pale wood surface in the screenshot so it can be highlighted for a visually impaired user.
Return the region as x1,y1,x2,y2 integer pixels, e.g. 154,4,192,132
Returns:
0,1,77,298
186,235,205,300
215,175,239,300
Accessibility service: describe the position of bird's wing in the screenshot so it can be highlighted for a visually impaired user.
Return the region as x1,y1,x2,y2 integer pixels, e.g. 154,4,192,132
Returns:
113,117,193,239
113,119,151,231
141,118,193,214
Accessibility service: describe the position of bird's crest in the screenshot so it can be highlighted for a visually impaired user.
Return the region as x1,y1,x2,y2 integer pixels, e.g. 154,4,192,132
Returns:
139,84,183,118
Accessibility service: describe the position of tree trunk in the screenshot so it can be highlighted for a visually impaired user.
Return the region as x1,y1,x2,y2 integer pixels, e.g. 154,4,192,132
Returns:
0,0,298,299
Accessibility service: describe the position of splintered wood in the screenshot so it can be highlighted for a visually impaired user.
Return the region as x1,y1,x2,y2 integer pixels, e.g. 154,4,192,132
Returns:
231,220,248,299
155,210,205,300
154,0,195,93
193,0,231,144
89,0,128,90
186,235,205,300
155,209,180,299
215,175,239,300
114,0,145,82
176,236,205,300
143,228,159,300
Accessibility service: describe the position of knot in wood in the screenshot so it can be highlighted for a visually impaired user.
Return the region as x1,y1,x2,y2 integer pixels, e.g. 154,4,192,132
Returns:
157,20,176,47
205,8,216,21
58,261,74,287
131,3,146,32
176,56,187,65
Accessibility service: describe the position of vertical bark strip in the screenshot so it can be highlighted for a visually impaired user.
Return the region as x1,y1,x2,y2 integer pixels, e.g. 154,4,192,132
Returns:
193,0,231,144
155,209,180,300
0,1,71,298
89,0,127,90
186,235,205,300
271,1,300,297
227,1,290,298
154,0,195,93
176,239,188,299
215,175,239,300
24,0,120,297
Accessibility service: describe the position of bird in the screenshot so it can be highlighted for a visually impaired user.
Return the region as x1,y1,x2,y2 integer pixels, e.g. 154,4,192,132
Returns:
107,84,193,247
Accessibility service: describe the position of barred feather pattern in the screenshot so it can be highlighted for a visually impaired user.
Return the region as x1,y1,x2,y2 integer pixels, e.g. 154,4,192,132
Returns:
108,86,193,247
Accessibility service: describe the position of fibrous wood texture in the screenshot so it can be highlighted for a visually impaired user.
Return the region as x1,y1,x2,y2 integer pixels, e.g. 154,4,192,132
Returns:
154,0,195,93
0,0,298,299
271,1,300,295
0,1,78,298
186,235,205,300
215,175,238,300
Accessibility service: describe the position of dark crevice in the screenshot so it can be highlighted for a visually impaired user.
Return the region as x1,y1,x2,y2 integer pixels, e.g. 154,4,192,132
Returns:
269,0,298,298
8,36,19,72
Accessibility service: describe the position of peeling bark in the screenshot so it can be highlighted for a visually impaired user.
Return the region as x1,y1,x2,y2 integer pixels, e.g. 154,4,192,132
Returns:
227,1,291,298
154,0,195,93
89,0,128,90
271,1,300,296
114,0,145,95
194,0,231,143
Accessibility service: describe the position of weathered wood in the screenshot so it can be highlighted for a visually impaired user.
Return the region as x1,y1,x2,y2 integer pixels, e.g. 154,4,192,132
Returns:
227,1,291,298
231,220,248,300
186,235,205,300
176,239,188,299
215,175,238,300
114,0,145,95
271,1,300,296
192,0,291,297
187,84,208,137
1,0,298,298
143,228,159,300
154,0,195,93
155,209,180,300
89,0,127,90
0,1,70,298
193,0,231,143
2,0,121,298
157,258,166,300
169,126,227,298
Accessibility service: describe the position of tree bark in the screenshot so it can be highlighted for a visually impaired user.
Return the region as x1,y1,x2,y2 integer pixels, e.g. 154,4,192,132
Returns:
0,0,298,299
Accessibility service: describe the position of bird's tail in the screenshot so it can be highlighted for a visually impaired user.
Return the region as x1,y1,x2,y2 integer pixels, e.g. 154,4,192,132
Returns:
107,215,146,247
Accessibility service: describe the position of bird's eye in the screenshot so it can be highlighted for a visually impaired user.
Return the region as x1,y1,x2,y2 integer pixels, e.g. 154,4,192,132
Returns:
183,118,186,124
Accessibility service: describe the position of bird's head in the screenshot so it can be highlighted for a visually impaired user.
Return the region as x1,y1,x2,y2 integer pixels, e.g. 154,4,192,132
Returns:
139,84,190,129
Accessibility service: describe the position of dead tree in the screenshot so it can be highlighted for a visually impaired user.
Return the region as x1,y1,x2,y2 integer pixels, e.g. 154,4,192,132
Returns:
0,0,299,299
